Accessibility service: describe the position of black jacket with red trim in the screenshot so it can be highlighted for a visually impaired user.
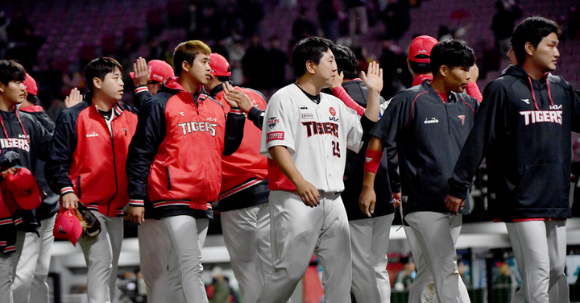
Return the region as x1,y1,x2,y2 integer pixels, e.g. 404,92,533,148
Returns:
370,80,480,216
0,109,52,232
45,101,138,217
126,78,246,219
449,65,580,221
209,82,268,212
134,86,153,109
19,105,59,221
0,151,21,254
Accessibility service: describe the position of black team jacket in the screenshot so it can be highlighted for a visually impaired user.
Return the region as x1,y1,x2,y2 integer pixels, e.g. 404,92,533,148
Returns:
448,65,580,221
370,80,479,217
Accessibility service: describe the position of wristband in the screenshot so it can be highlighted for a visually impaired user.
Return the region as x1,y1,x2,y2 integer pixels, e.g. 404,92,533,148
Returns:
364,149,382,173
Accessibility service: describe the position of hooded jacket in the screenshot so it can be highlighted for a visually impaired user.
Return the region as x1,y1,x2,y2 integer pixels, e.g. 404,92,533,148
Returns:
370,80,479,216
19,105,59,221
449,65,580,221
126,78,245,219
46,102,138,217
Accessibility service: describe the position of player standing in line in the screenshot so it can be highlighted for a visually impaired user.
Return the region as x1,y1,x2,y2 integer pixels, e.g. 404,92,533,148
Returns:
12,73,58,303
126,40,246,303
257,37,382,303
126,57,174,303
204,53,271,303
45,57,138,303
361,40,479,303
445,17,579,303
0,60,51,303
326,44,395,303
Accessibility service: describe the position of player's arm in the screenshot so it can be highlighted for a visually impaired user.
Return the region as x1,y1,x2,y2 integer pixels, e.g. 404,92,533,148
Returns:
133,57,154,109
126,100,166,224
466,64,482,102
269,146,320,207
221,82,246,155
223,82,265,129
445,81,505,214
359,137,382,217
360,61,383,123
45,111,79,209
330,71,365,116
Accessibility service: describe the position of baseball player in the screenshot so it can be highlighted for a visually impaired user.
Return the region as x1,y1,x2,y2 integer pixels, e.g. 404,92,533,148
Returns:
204,53,271,303
13,73,59,303
0,60,52,303
126,40,245,303
327,44,395,303
445,17,580,303
257,37,382,303
361,40,479,303
45,57,138,303
126,57,174,303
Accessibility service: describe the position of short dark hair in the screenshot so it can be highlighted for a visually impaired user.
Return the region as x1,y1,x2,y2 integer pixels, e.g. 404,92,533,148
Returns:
409,61,432,75
430,40,475,76
217,76,230,82
173,40,211,76
0,60,26,86
511,17,561,65
331,45,358,80
84,57,123,92
26,94,40,105
292,37,333,78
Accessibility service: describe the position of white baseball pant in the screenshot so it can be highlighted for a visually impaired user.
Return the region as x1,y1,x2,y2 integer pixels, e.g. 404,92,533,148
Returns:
163,216,209,303
506,220,568,303
404,225,436,303
257,191,352,303
0,250,15,303
78,212,123,303
138,219,171,303
221,203,272,303
13,214,56,303
405,212,470,303
349,213,394,303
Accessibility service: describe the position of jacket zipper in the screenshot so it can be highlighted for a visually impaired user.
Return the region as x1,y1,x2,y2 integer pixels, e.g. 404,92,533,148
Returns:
166,167,171,190
107,116,119,216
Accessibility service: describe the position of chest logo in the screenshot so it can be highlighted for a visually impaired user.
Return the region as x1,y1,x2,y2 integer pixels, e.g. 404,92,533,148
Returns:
177,122,217,136
86,132,99,137
550,104,562,110
424,117,439,124
179,112,185,116
521,98,530,104
458,115,465,125
329,107,336,116
520,110,562,125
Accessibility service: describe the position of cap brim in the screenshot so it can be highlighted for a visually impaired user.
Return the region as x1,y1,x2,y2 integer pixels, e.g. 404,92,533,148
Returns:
410,57,431,63
70,222,83,246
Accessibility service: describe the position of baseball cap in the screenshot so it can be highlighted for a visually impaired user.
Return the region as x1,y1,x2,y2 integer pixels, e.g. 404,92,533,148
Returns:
130,60,174,83
23,73,38,96
4,167,41,210
408,35,438,63
53,208,83,246
209,53,231,77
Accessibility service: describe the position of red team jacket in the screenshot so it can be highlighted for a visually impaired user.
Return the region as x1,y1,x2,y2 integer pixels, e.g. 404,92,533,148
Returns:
126,78,245,219
216,86,268,200
46,102,138,217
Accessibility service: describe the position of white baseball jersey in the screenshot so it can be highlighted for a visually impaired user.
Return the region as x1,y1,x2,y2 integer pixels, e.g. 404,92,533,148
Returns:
260,84,364,193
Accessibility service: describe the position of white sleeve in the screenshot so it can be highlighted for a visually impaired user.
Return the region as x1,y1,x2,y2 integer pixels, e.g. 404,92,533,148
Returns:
260,95,296,158
344,105,364,153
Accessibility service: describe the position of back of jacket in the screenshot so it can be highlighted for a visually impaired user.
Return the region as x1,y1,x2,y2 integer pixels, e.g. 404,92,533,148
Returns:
449,65,580,220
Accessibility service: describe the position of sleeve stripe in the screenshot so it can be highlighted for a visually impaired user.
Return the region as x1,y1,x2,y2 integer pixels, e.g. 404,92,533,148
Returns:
135,87,149,94
129,200,145,207
229,108,244,115
60,187,74,195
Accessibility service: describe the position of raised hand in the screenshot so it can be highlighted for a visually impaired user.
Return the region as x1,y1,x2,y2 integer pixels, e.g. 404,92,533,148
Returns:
64,88,83,109
360,61,383,93
132,57,151,87
223,82,253,112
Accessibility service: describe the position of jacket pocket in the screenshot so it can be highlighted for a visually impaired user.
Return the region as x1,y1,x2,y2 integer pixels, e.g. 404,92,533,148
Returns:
516,163,567,208
166,167,171,191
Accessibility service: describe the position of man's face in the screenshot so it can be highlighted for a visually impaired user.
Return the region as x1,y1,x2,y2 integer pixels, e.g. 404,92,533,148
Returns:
187,53,211,85
0,80,26,106
506,47,517,65
146,82,162,95
531,32,559,72
312,49,337,88
99,68,124,101
444,65,471,93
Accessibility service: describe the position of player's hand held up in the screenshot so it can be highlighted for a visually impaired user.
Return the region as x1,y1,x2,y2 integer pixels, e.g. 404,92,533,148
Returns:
128,206,145,224
223,82,253,112
62,193,79,209
361,61,383,94
444,195,465,215
64,88,83,109
329,70,345,91
132,57,151,87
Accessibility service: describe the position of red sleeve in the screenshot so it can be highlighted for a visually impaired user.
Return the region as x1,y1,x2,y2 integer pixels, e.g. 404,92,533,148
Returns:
466,82,483,103
332,86,365,116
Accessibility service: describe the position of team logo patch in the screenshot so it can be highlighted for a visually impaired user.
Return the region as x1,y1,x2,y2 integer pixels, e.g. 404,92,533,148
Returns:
301,113,314,120
267,117,280,129
520,110,562,125
458,115,465,125
329,107,336,116
86,132,99,137
424,117,439,124
402,196,408,203
267,131,284,142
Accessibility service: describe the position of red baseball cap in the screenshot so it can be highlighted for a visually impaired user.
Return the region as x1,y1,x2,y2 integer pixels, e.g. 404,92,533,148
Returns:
408,35,438,63
23,73,38,96
53,208,83,246
4,167,41,211
209,53,231,77
130,60,174,83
